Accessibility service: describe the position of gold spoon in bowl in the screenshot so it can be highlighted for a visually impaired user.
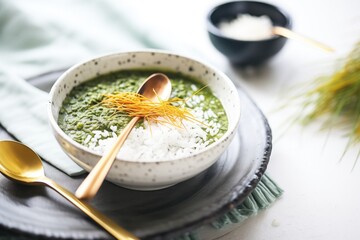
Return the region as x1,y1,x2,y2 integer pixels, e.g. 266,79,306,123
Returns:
0,140,139,240
75,73,172,200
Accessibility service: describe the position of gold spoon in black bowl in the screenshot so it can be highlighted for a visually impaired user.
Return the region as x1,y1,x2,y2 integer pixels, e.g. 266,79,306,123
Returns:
272,26,334,53
0,140,139,240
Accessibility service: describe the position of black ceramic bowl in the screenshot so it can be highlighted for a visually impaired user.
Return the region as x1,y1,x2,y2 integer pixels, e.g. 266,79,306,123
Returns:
207,1,292,66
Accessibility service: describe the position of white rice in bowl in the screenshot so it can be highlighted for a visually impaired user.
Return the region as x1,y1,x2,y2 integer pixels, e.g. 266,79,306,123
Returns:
84,98,223,161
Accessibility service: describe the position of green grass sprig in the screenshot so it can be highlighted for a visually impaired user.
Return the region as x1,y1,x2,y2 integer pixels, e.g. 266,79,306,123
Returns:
299,42,360,147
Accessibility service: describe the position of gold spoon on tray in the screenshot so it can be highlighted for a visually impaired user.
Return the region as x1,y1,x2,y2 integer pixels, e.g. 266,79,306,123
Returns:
0,140,139,240
75,73,172,200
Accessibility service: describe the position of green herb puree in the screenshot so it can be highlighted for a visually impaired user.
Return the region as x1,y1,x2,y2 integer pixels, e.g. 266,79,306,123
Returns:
58,70,228,146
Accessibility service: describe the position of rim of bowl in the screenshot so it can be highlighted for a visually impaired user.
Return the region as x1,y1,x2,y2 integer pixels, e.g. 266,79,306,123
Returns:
47,49,241,164
206,0,292,43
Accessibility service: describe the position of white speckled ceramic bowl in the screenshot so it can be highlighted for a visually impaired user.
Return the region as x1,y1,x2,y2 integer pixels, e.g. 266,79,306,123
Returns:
48,50,241,190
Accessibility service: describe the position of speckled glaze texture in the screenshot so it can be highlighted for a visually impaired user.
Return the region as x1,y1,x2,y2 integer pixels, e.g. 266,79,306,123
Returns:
48,50,241,190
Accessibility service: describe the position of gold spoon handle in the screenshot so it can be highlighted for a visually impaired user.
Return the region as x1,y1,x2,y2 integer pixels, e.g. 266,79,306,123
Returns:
75,116,140,200
273,26,335,53
41,177,139,240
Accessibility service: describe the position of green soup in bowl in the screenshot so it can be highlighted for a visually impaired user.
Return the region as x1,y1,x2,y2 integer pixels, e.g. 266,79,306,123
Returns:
48,50,240,190
58,69,228,160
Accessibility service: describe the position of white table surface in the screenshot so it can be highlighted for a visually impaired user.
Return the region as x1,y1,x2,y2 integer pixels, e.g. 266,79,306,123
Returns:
124,0,360,239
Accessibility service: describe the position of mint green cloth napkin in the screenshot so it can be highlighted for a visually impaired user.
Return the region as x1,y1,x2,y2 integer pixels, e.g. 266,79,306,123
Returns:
0,0,283,238
0,69,84,175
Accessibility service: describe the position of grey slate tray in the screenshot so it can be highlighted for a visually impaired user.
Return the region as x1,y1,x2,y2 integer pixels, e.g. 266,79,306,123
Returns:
0,69,271,239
